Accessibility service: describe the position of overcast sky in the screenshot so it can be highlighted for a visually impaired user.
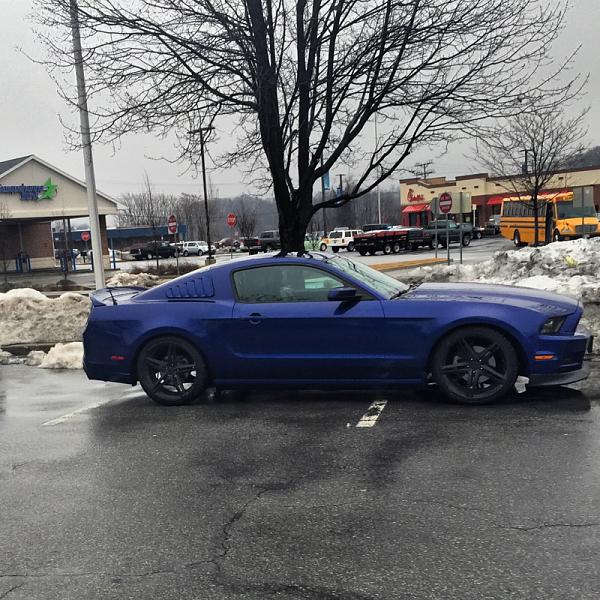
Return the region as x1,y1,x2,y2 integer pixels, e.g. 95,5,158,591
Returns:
0,0,598,200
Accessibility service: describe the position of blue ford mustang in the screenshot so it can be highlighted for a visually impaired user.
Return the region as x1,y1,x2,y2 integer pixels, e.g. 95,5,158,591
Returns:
83,253,591,405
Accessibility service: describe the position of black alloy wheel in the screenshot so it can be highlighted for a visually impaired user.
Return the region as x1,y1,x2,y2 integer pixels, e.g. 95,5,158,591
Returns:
431,327,518,404
462,234,471,247
137,336,208,406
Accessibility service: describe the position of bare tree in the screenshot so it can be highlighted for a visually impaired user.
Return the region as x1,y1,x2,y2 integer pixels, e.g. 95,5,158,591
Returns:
475,105,588,245
0,202,12,288
36,0,579,252
235,196,258,239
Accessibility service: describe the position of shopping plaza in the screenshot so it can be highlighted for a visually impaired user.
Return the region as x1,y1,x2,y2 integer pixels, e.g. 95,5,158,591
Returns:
399,166,600,227
0,155,118,271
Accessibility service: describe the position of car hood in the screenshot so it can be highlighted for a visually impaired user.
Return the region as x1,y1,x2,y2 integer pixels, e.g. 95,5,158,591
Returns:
404,282,579,315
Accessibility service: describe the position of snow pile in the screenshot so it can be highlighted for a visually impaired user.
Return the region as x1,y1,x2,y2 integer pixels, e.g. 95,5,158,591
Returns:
0,289,91,347
106,272,159,288
39,342,84,370
0,350,23,365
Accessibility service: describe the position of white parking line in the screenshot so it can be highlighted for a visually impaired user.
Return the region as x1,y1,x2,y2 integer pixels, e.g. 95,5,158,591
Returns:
355,400,388,428
42,398,116,427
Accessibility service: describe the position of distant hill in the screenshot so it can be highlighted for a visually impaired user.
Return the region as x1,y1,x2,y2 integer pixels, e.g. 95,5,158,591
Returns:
564,146,600,169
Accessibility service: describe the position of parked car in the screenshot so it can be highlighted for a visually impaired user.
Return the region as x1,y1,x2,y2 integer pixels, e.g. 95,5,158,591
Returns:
240,237,261,255
217,237,241,250
485,215,501,236
84,253,592,407
319,228,363,252
128,241,178,260
180,241,202,256
259,230,281,252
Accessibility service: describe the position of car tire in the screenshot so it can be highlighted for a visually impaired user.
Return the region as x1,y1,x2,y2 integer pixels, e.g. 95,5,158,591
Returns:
183,250,189,257
137,336,208,406
265,244,273,252
358,249,367,256
147,252,153,260
392,243,401,254
368,250,377,256
347,242,355,252
320,243,328,251
383,244,392,255
332,247,339,253
475,231,482,239
431,326,518,405
462,234,471,247
430,239,444,250
553,230,562,242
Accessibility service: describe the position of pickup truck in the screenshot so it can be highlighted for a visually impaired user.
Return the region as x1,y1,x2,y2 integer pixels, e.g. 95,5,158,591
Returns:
128,241,178,260
353,226,425,255
422,221,472,248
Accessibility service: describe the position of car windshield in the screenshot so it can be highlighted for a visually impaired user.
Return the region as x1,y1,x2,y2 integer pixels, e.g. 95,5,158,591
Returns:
325,255,409,299
556,201,597,219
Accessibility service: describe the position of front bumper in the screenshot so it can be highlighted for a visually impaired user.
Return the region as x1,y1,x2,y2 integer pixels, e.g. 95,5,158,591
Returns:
528,362,590,387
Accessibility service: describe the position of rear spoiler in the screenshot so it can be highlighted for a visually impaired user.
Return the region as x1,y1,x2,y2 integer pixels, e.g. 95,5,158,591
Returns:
90,286,146,307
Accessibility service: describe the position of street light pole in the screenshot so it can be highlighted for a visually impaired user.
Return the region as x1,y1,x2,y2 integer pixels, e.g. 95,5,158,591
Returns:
374,113,382,223
70,0,105,289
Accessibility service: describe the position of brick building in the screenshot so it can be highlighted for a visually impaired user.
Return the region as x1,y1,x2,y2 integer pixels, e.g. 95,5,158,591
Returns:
399,166,600,227
0,155,119,271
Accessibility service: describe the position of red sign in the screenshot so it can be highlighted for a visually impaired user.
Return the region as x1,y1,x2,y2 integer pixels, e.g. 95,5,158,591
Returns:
167,214,177,234
407,188,425,203
227,213,237,228
81,231,91,242
439,192,453,214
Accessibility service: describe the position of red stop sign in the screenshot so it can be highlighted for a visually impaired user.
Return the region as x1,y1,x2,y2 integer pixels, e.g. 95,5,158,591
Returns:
81,231,91,242
227,213,237,228
167,214,177,234
439,192,453,214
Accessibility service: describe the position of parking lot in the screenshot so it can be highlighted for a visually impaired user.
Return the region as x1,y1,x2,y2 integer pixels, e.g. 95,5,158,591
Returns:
2,361,600,599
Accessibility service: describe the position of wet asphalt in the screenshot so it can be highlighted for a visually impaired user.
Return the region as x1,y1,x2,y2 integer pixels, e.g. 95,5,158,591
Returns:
1,363,600,599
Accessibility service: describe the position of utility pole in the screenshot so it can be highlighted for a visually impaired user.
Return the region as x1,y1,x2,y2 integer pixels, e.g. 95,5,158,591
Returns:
413,161,434,181
198,126,214,264
70,0,105,289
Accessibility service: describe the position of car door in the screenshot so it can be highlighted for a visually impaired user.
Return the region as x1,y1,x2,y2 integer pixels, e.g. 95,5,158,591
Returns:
227,263,385,383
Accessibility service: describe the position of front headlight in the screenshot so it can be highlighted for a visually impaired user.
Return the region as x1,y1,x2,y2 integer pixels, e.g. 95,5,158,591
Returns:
540,316,567,334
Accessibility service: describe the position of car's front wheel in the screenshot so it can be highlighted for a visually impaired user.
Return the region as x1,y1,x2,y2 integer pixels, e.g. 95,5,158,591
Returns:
137,336,208,406
147,252,154,260
320,243,328,251
183,250,189,257
462,234,471,247
347,242,355,252
431,326,518,405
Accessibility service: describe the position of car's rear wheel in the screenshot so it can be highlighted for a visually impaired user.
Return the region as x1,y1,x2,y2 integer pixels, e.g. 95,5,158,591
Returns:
332,247,339,253
265,244,273,252
347,242,355,252
553,230,562,242
137,336,208,406
431,326,518,405
320,243,328,251
392,243,401,253
513,230,526,247
183,250,189,257
462,234,471,247
147,252,154,260
383,243,392,255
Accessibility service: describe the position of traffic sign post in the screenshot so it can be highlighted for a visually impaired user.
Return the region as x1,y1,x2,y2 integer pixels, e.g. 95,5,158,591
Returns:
439,192,453,265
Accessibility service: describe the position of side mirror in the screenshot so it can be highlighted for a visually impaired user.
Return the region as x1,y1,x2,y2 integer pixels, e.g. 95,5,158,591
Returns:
328,287,358,302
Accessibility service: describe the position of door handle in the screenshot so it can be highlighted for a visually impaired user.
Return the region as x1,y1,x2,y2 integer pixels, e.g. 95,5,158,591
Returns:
248,312,262,325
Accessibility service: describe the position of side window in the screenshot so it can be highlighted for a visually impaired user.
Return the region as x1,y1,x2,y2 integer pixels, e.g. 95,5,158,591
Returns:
233,265,348,303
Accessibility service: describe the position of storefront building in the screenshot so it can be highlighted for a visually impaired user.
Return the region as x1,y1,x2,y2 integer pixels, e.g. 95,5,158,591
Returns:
0,155,119,271
399,166,600,227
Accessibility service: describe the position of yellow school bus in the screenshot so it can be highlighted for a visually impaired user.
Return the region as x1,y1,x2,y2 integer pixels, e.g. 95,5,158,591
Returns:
500,192,600,246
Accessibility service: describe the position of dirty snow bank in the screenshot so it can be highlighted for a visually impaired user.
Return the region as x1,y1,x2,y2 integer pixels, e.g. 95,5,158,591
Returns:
0,343,84,369
106,272,159,287
0,289,90,347
404,238,600,335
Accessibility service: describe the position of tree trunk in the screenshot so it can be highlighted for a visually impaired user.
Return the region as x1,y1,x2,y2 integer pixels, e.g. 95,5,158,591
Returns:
532,193,539,246
278,195,313,254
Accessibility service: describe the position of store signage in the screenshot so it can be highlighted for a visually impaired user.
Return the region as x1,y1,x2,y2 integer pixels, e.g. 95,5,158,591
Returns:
0,178,58,201
407,188,425,203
